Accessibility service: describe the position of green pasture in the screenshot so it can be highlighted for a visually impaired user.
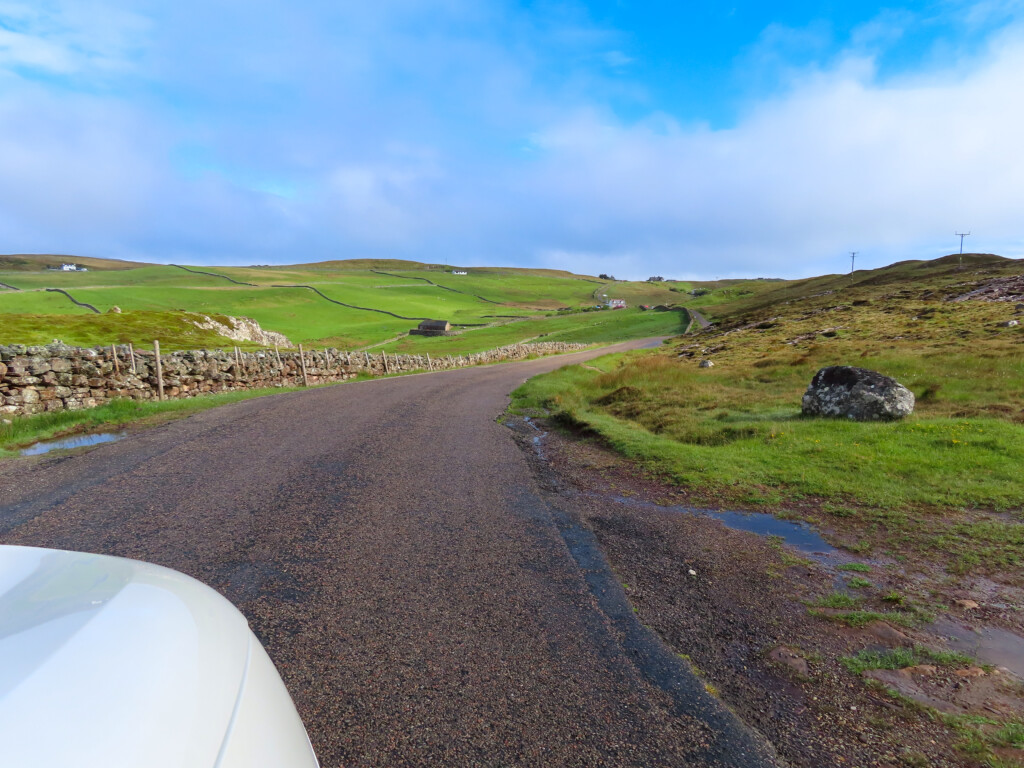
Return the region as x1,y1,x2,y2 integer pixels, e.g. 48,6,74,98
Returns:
1,257,687,349
380,307,688,355
0,311,267,351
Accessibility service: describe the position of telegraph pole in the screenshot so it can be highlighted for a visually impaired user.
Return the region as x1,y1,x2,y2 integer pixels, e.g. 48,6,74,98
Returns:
850,251,858,274
955,231,970,267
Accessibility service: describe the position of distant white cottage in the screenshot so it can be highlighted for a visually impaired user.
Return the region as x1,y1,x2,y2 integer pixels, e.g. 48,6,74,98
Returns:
52,263,88,272
607,298,626,309
451,270,468,275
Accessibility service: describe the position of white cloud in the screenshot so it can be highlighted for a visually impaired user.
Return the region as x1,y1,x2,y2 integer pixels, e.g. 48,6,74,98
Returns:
0,1,148,77
520,24,1024,278
0,1,1021,278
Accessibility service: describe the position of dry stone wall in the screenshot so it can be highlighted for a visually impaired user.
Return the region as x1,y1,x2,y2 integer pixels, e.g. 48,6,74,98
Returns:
0,341,588,417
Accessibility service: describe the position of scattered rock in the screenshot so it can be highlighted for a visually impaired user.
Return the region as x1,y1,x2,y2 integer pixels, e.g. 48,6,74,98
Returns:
190,315,292,347
864,621,912,647
955,599,980,610
997,319,1019,328
698,360,714,368
900,665,938,677
862,669,961,714
107,306,122,313
954,667,987,678
948,275,1024,302
768,646,810,676
802,366,915,421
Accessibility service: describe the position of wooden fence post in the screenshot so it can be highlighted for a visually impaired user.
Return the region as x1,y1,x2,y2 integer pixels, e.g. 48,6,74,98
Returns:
298,344,309,387
274,342,282,369
364,351,370,368
382,352,390,374
128,342,137,374
154,340,165,401
426,353,433,372
111,345,119,373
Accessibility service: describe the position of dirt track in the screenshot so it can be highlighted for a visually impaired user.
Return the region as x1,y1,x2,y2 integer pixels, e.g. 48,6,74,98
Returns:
0,341,777,767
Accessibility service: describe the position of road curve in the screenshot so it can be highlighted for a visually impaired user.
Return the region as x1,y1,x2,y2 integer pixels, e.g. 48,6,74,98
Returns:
0,339,776,768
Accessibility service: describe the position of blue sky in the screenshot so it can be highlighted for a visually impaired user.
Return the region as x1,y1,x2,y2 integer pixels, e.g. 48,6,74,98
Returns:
0,1,1022,279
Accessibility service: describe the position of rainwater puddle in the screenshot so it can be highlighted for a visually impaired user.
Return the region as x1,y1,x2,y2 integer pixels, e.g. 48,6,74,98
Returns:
523,417,549,458
21,432,125,456
604,494,843,564
934,618,1024,678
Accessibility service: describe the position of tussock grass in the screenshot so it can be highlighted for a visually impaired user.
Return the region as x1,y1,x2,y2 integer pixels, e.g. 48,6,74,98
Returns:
841,646,974,675
513,255,1024,574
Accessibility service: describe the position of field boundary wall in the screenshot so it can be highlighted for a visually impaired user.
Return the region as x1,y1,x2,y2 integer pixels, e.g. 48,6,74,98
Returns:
0,341,588,417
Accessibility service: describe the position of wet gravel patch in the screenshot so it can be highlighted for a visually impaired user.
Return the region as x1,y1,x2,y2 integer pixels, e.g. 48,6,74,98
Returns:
518,422,1018,767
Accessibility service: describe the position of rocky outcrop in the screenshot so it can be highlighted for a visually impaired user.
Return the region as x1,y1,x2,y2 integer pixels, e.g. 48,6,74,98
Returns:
0,341,588,417
189,315,292,347
948,274,1024,303
801,366,914,421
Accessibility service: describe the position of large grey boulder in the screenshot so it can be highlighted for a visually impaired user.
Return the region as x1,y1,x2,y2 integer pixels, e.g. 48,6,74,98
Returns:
802,366,914,421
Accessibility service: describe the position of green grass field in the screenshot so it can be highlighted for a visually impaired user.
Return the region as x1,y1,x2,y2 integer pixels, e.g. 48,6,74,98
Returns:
512,254,1024,575
1,256,686,350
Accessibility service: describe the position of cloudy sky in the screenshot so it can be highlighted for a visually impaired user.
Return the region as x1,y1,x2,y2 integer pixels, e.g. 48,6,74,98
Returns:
1,1,1021,279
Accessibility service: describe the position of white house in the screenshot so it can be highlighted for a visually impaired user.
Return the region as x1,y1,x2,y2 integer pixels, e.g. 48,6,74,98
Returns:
451,270,468,275
58,263,87,272
607,298,626,309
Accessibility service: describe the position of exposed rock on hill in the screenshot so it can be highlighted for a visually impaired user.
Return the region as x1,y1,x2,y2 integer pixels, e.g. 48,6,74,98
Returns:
802,366,915,421
189,315,292,347
948,274,1024,302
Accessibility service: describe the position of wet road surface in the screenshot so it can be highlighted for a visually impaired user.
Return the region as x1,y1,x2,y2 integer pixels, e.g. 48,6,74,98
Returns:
0,340,777,767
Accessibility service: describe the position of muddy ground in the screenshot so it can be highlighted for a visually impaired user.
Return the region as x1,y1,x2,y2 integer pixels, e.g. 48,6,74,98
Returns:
514,418,1024,768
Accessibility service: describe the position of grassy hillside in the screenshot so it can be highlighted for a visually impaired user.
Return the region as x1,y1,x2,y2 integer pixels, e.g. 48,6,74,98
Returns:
513,254,1024,573
0,311,269,351
0,256,685,350
0,253,148,271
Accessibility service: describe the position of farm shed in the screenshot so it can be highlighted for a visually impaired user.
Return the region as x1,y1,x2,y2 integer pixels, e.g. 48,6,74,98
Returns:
409,319,454,337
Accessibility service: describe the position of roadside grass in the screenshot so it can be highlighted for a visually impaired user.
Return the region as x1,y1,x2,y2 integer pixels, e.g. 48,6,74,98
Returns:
841,646,975,675
837,563,872,572
811,608,921,628
0,385,309,456
512,257,1024,575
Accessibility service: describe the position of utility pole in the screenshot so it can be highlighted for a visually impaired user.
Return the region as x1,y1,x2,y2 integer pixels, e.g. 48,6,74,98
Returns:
850,252,858,274
955,231,970,267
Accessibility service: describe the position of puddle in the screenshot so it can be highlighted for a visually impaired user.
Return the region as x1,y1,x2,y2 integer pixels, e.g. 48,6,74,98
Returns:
602,493,843,564
934,617,1024,679
523,417,549,458
21,432,125,456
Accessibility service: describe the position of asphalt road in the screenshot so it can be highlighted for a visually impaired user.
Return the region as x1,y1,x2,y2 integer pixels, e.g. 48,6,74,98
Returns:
0,340,776,767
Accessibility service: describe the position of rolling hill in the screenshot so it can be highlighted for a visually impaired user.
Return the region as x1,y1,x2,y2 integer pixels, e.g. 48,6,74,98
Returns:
0,256,692,352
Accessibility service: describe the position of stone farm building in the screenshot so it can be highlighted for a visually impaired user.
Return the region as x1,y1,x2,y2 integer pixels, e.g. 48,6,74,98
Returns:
410,319,454,337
